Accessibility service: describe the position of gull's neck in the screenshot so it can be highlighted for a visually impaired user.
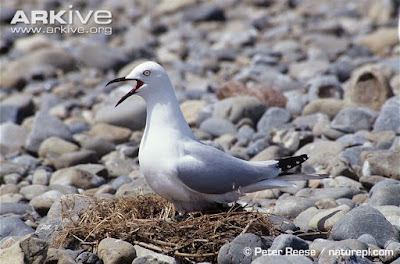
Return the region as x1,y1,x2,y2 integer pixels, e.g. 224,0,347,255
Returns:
142,85,195,142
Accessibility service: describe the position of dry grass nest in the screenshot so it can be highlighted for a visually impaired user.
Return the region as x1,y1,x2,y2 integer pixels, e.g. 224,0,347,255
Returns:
54,194,275,262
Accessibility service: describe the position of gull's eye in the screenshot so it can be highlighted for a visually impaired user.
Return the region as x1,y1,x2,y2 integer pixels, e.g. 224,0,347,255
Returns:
143,70,151,76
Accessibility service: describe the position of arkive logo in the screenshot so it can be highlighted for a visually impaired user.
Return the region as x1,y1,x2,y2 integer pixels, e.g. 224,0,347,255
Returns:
10,5,112,25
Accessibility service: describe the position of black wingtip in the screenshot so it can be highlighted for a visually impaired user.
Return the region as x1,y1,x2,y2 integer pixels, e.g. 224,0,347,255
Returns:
277,154,308,171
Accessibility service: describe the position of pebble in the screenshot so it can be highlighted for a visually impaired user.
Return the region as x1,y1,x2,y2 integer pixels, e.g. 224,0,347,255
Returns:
38,136,79,158
199,117,237,136
273,196,316,218
307,75,342,101
98,238,136,264
94,99,146,131
0,216,34,239
373,96,400,133
180,100,206,126
133,245,177,264
331,107,378,133
87,123,132,144
25,111,73,153
213,96,266,124
29,190,63,216
50,167,104,189
362,150,400,179
318,239,371,264
19,185,49,201
270,234,309,251
302,98,344,119
218,233,269,264
369,179,400,206
331,206,399,247
0,122,28,154
308,204,351,231
0,234,48,264
256,107,291,137
79,136,116,158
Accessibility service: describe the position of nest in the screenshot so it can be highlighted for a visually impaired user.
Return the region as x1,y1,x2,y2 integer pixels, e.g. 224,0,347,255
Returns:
54,194,275,262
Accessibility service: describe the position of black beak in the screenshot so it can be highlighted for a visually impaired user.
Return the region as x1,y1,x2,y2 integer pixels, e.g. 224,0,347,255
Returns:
105,77,144,107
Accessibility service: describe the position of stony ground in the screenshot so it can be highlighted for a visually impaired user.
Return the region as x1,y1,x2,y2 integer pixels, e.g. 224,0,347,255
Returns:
0,0,399,263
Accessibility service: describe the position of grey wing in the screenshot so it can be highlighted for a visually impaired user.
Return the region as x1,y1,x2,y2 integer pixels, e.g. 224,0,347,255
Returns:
176,141,278,194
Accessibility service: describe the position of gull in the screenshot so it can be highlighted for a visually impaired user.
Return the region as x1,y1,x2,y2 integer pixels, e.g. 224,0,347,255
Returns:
106,61,325,212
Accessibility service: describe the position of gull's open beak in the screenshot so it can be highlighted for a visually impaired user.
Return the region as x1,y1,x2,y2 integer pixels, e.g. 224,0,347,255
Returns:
105,77,144,107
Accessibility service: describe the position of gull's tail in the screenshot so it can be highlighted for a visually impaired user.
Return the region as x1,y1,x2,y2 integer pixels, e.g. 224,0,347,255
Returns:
277,154,309,171
242,154,328,192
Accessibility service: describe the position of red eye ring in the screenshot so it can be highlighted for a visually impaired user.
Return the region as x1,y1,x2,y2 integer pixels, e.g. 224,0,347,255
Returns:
143,70,151,76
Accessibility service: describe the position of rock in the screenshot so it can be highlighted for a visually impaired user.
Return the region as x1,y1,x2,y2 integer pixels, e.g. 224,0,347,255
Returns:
273,196,316,218
284,90,308,115
20,185,49,200
362,150,400,180
369,179,400,206
250,145,283,161
344,65,393,111
29,190,63,216
98,238,136,264
49,150,98,169
73,43,126,71
336,134,368,148
318,239,372,264
289,60,330,81
307,75,342,101
296,187,354,201
94,99,146,131
375,205,400,227
308,205,351,231
270,234,309,251
295,140,344,166
293,113,329,130
381,241,400,263
50,167,104,189
74,164,108,178
80,137,116,157
302,99,344,119
0,162,28,177
38,136,79,158
373,96,400,133
331,206,399,247
293,207,319,231
218,233,269,264
213,96,266,124
339,146,374,166
331,107,378,133
76,251,102,264
0,183,20,195
0,94,34,123
0,203,34,216
0,217,34,239
184,5,225,23
0,105,19,124
0,122,28,154
45,248,81,264
180,100,205,126
252,255,313,264
87,123,131,144
199,117,237,136
0,234,48,264
133,245,177,264
25,111,73,153
357,27,398,55
358,233,378,246
304,34,349,60
257,107,291,136
0,48,76,88
105,158,136,177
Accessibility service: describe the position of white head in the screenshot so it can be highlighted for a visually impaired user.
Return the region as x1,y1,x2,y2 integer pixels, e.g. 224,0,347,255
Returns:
106,61,173,107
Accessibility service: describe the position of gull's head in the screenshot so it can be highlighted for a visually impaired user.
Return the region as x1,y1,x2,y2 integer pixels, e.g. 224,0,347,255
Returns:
106,61,169,107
